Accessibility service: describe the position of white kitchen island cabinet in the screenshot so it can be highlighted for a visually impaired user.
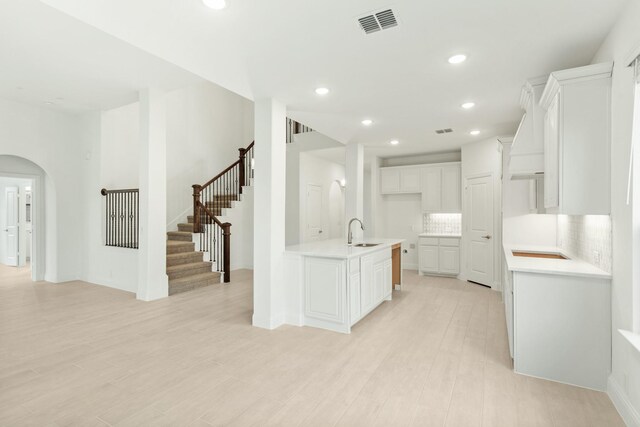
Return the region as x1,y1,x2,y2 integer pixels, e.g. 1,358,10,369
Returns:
285,238,402,334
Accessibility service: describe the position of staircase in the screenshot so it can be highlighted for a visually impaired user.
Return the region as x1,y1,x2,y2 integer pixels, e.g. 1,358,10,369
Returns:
165,142,254,296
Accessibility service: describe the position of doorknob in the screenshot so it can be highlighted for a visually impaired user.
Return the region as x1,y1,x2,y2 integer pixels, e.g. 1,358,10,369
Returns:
481,235,492,239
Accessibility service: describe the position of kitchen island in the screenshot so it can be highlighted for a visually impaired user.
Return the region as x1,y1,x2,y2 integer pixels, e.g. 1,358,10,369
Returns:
284,238,404,334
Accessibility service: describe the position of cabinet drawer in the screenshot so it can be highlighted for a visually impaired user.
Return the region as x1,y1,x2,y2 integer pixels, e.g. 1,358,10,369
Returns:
439,238,460,247
419,237,439,246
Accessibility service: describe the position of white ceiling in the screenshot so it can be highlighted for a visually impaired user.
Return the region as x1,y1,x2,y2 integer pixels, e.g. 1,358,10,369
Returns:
20,0,629,156
0,0,203,113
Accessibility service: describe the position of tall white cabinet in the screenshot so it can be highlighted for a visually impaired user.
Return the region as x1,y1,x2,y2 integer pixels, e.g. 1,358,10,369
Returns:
421,164,461,213
539,62,612,215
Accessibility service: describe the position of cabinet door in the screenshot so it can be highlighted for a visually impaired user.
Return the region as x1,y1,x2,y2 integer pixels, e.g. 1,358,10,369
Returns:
441,165,461,212
349,272,361,325
419,245,439,273
544,93,560,209
384,258,392,298
422,167,442,212
438,246,460,274
380,169,401,194
360,255,375,313
373,261,385,302
400,168,421,193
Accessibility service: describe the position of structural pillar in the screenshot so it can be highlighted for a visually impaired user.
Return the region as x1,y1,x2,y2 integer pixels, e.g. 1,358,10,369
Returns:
137,88,169,301
252,98,287,329
345,143,364,239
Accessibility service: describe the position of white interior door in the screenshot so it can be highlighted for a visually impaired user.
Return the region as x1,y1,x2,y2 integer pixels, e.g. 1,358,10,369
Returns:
329,182,344,239
5,187,19,266
305,184,323,241
466,175,494,286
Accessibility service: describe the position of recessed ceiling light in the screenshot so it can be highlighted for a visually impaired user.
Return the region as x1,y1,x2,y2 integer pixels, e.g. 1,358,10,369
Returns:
470,130,480,135
461,102,475,109
203,0,226,9
361,119,373,126
448,54,467,64
389,140,399,145
315,87,330,95
44,101,54,105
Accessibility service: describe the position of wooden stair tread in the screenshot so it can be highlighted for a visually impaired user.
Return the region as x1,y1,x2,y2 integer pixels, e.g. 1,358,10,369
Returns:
166,261,212,273
169,271,221,285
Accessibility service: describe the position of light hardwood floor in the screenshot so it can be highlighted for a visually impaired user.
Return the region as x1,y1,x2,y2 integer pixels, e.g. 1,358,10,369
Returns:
0,264,624,427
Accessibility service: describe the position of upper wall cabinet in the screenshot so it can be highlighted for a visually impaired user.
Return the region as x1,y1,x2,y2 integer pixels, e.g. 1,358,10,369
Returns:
380,166,421,194
510,76,547,177
422,163,461,213
539,62,612,215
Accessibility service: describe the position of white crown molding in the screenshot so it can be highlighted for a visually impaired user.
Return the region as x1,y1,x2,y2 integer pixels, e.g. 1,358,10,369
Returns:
540,62,614,109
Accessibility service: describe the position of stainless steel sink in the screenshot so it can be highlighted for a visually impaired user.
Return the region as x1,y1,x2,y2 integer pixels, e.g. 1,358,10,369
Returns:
353,243,380,247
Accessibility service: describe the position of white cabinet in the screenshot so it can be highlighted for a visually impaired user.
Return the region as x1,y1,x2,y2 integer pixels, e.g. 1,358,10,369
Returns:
421,168,441,211
540,62,612,215
360,254,375,314
419,244,439,274
359,248,392,320
509,270,611,391
348,258,361,325
380,166,421,194
421,164,461,212
438,246,460,275
380,168,401,193
442,165,462,212
419,237,460,276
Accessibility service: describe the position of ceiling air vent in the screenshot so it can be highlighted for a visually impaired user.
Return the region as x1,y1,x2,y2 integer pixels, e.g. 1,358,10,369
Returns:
435,128,454,134
358,9,398,34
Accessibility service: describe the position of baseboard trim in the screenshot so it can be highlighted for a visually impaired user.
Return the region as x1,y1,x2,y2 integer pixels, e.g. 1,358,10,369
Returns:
402,263,418,271
608,374,640,427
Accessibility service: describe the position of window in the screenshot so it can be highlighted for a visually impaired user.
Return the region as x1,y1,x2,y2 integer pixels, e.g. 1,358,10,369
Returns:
632,55,640,333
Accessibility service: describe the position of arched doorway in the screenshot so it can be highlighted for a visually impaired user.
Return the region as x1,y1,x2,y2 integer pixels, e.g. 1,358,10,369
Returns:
0,155,51,282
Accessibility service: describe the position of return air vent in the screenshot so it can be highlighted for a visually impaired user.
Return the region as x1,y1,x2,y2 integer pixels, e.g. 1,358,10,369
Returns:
357,9,398,34
435,128,454,134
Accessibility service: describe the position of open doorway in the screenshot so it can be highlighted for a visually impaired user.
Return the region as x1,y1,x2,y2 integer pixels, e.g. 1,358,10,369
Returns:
0,176,34,281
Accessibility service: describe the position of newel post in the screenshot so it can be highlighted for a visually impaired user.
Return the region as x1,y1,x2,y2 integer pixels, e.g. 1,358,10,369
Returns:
192,184,202,234
222,222,231,283
238,148,246,194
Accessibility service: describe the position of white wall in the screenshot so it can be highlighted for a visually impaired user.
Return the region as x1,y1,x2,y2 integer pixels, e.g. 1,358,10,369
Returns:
501,142,557,246
461,138,503,289
298,152,345,244
165,81,254,228
0,98,86,283
382,151,461,167
380,193,422,270
80,81,256,292
590,1,640,423
81,111,140,293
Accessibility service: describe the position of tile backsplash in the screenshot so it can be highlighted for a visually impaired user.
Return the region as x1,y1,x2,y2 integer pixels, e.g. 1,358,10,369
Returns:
557,215,612,273
423,213,462,235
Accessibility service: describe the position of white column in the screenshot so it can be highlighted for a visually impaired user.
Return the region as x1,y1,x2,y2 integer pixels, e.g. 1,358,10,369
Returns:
345,143,364,239
137,88,168,301
253,98,287,329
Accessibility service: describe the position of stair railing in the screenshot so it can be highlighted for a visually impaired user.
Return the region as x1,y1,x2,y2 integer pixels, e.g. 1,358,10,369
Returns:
192,141,254,283
101,188,139,249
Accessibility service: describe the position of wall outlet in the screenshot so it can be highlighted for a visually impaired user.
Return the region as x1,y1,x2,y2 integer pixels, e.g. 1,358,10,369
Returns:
409,244,415,249
593,251,601,264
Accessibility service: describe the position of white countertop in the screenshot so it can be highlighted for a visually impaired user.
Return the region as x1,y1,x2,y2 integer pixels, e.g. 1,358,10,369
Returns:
419,233,462,238
285,238,404,259
503,243,611,279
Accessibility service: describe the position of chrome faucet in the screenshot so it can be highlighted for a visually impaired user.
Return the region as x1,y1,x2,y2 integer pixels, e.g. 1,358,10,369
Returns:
347,218,365,245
